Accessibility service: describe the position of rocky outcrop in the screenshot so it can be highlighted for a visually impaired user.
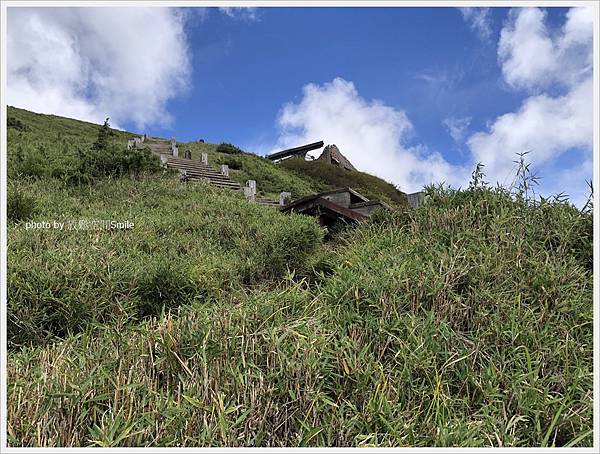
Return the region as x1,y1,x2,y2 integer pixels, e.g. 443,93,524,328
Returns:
317,144,357,171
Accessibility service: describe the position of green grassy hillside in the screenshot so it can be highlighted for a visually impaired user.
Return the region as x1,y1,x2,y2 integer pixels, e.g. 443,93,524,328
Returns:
280,158,407,206
173,140,408,206
5,107,593,447
8,106,408,206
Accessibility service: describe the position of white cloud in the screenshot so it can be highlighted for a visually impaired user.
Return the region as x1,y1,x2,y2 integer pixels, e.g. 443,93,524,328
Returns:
459,7,493,40
443,116,471,142
219,7,259,21
498,7,593,90
272,8,592,205
7,7,191,129
274,78,467,193
466,7,593,204
468,77,592,183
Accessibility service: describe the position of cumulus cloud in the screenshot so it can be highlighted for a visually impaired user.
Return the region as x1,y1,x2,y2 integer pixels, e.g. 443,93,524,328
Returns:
7,7,191,129
459,7,493,40
466,7,593,203
443,116,471,142
219,7,259,21
275,78,468,193
273,8,592,204
468,77,592,182
498,7,593,90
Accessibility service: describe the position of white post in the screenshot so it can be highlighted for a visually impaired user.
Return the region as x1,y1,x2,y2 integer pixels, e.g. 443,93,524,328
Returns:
244,180,256,202
220,164,229,177
201,153,208,165
279,191,291,206
160,154,168,166
172,146,179,157
243,187,255,202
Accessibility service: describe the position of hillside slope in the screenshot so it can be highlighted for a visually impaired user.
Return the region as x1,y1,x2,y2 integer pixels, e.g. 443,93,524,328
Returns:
175,139,408,207
8,106,408,206
5,107,593,448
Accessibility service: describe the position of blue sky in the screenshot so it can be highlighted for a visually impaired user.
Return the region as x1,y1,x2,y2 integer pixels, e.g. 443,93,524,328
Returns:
6,5,594,205
157,7,525,150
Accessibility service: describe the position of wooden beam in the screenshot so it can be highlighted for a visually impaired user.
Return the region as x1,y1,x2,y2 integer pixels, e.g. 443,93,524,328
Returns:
266,140,324,161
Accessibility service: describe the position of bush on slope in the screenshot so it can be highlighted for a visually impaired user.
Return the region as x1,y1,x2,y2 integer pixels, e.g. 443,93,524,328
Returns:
7,185,593,447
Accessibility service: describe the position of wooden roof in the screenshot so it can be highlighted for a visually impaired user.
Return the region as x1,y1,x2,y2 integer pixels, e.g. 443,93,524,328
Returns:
280,188,375,224
281,187,369,212
266,141,324,161
282,196,367,223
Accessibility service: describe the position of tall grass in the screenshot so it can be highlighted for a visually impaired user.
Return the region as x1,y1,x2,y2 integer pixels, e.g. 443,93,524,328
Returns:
7,177,323,348
7,182,592,447
6,107,593,447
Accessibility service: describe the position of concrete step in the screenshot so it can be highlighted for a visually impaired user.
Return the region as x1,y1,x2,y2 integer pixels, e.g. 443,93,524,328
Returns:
169,167,229,180
166,161,217,171
166,162,220,172
169,156,212,169
143,145,244,191
179,170,238,182
255,196,280,207
211,182,242,189
188,176,239,186
167,169,226,178
146,139,169,144
187,177,241,189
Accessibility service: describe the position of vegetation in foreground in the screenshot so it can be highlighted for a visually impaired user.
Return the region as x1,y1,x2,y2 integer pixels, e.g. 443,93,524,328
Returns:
6,107,594,447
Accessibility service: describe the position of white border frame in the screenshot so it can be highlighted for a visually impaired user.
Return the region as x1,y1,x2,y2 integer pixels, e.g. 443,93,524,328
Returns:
0,1,598,452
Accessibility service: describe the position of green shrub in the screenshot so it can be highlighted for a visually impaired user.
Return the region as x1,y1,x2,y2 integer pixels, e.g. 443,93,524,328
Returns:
313,184,593,446
6,110,158,183
66,144,162,185
7,178,323,348
135,259,198,318
7,188,37,223
7,116,29,131
220,156,243,170
9,142,48,179
216,142,243,154
92,118,115,151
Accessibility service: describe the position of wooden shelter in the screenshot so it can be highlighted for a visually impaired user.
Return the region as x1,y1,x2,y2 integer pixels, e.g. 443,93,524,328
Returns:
280,188,390,227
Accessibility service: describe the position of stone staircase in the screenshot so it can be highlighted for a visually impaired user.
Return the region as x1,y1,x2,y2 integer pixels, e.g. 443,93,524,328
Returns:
143,136,279,206
255,196,280,207
166,156,242,190
145,137,240,190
